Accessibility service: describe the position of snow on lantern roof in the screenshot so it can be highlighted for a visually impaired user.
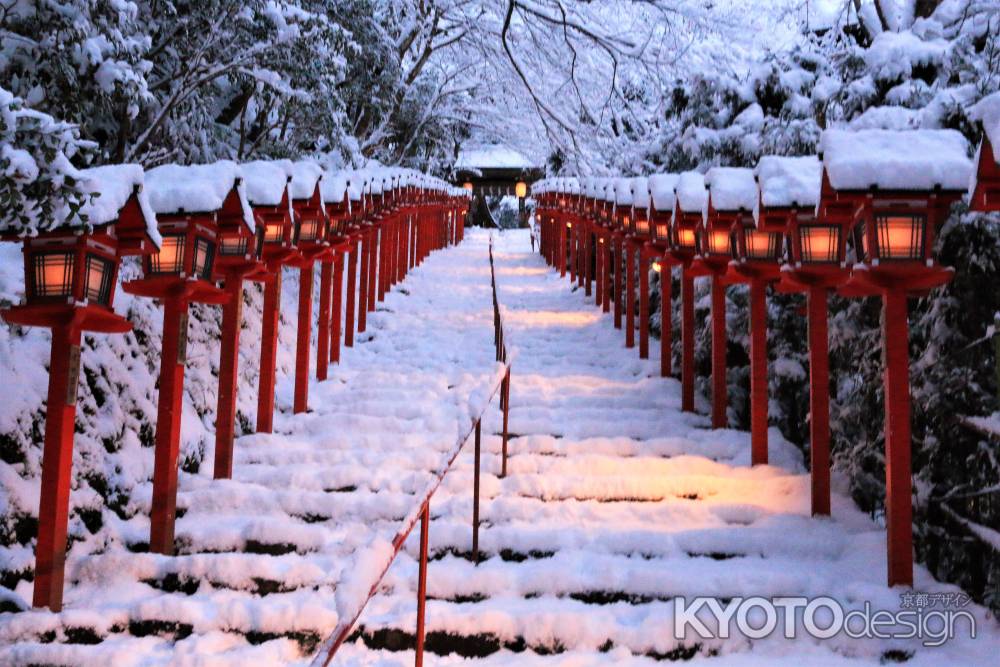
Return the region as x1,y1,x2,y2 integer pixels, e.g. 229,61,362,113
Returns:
705,167,757,214
675,171,707,214
615,178,634,206
289,160,323,200
145,160,254,231
819,128,972,192
648,173,679,212
754,155,822,216
321,170,349,204
454,144,539,170
241,160,293,207
567,178,580,195
346,172,363,202
600,178,617,202
71,164,161,245
970,92,1000,164
631,177,650,210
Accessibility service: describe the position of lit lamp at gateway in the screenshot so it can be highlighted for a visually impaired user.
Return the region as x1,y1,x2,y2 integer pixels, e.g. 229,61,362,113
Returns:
515,180,528,198
648,173,680,378
822,128,973,588
669,171,707,414
1,164,160,612
122,161,242,557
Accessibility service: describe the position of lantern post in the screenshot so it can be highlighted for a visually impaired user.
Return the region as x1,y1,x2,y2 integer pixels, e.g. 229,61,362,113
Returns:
2,165,158,611
247,163,299,434
318,172,351,376
776,147,867,517
210,168,264,480
596,182,611,314
824,128,971,586
344,178,364,348
287,162,329,415
739,158,821,465
696,168,758,429
123,162,243,555
627,178,652,358
648,174,681,378
668,172,707,413
598,182,619,329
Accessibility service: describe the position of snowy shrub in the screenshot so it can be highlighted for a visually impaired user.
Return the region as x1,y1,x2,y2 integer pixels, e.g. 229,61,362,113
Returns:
0,88,94,235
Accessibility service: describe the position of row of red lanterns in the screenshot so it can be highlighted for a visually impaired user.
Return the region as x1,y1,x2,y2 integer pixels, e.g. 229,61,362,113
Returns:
533,127,999,588
0,161,470,611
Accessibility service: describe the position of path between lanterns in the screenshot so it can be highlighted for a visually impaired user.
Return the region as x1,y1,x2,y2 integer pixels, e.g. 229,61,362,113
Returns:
332,230,999,666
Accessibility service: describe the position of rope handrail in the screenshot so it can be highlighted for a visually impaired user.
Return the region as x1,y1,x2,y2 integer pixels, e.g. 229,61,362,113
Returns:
311,236,513,667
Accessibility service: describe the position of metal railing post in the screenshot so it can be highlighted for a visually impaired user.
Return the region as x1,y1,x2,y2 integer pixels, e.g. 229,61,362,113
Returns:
472,419,481,564
415,501,429,667
501,368,510,478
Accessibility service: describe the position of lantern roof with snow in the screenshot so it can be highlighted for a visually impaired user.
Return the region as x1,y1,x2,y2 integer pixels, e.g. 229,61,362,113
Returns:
321,171,349,205
753,155,822,218
145,161,255,232
648,173,679,214
631,177,650,210
674,171,707,218
704,167,757,221
615,178,634,207
818,129,972,193
289,160,324,202
241,160,293,208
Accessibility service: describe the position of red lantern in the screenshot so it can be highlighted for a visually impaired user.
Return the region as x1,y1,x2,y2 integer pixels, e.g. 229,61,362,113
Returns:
123,161,245,556
319,172,351,374
669,171,707,414
825,129,972,587
208,170,261,482
1,164,159,611
288,161,328,415
736,156,823,468
240,161,295,436
695,167,758,429
648,173,681,378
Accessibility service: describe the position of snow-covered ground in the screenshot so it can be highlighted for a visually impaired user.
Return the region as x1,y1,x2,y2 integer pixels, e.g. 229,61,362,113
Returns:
0,233,500,665
334,230,1000,666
